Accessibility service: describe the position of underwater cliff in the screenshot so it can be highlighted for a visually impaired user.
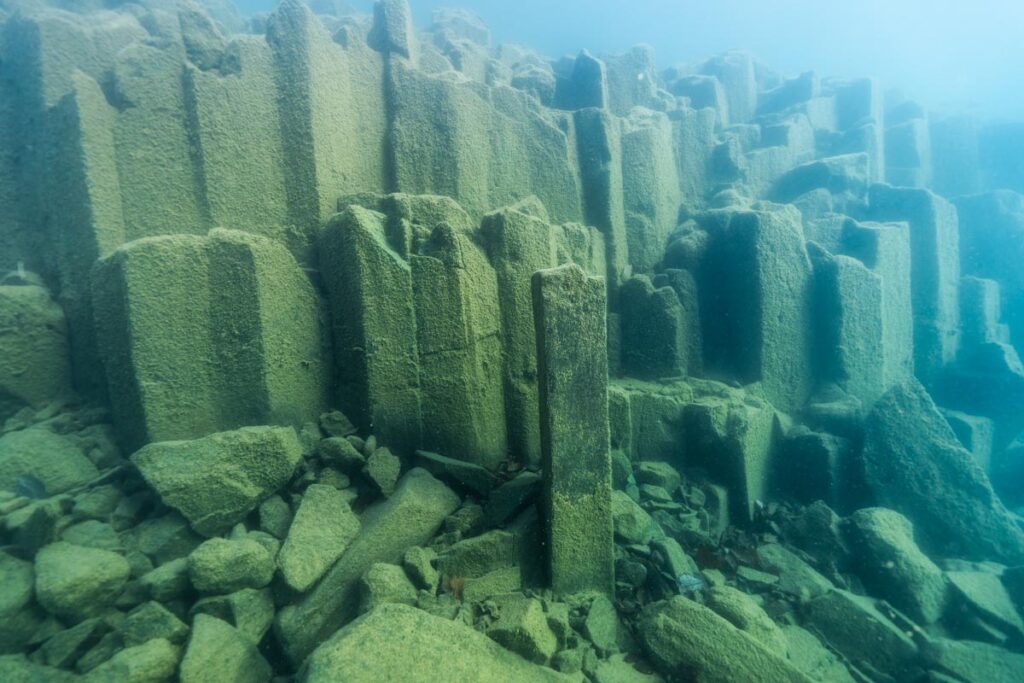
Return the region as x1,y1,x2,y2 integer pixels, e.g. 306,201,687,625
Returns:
2,0,1024,681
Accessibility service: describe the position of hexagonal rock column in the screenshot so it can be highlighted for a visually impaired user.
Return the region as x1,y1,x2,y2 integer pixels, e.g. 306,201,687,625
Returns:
532,263,614,596
92,229,331,451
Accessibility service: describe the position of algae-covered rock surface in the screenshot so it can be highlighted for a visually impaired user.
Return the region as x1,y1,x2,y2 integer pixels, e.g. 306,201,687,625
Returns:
1,0,1024,680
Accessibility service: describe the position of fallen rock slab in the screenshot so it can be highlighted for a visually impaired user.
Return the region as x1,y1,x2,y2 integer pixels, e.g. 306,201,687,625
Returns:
637,596,813,682
0,428,98,495
275,468,459,664
278,483,359,592
861,380,1024,563
923,638,1024,683
299,603,572,683
179,615,271,683
132,426,302,536
846,507,949,624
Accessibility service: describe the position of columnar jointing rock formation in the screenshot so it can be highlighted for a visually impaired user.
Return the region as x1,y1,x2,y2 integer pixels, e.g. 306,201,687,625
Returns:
2,0,1024,681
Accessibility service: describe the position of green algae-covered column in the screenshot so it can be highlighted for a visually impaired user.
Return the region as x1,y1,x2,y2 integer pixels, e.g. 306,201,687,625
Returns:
532,264,614,596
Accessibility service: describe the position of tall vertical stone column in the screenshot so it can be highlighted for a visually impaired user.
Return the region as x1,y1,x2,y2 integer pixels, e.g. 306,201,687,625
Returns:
532,264,614,596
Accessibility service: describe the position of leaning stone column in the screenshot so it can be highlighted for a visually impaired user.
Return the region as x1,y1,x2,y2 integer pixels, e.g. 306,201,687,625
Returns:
532,263,614,595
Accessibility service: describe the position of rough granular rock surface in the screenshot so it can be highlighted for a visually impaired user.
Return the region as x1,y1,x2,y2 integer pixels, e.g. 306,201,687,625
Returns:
132,426,303,536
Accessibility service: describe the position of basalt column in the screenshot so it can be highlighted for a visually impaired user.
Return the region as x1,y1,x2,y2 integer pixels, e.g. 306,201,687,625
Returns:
532,263,614,596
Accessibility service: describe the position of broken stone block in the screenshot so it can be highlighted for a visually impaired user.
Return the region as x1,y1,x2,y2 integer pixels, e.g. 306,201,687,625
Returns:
480,205,557,466
299,603,571,682
412,225,507,468
867,185,960,384
38,617,110,670
0,427,98,496
811,248,885,407
611,490,657,545
638,596,812,683
755,543,833,601
802,589,918,679
92,229,331,451
861,380,1024,563
700,203,813,411
777,427,856,511
533,264,614,596
0,284,72,422
279,484,359,593
781,625,856,683
846,507,949,624
922,638,1024,683
368,0,416,61
706,585,788,653
318,206,422,455
402,546,439,591
187,538,274,595
179,615,270,683
684,390,776,524
132,426,302,537
190,588,274,644
840,219,914,389
364,446,401,497
556,49,608,110
946,570,1024,641
484,472,541,528
275,468,459,665
120,601,188,647
701,50,757,124
414,450,500,496
35,542,130,622
583,595,620,654
0,550,43,655
438,529,518,578
620,276,690,379
81,638,180,683
357,563,417,614
486,595,559,665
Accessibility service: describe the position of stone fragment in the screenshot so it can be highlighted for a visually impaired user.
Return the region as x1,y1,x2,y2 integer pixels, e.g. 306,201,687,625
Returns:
0,428,98,495
257,495,292,540
861,380,1024,563
0,284,72,422
487,595,559,665
438,530,517,578
363,446,401,496
414,450,499,496
484,472,541,527
39,618,109,669
190,588,274,644
35,542,130,622
946,570,1024,638
533,264,614,596
275,469,459,664
755,544,833,601
846,507,948,624
187,538,274,595
138,559,190,603
802,589,918,679
132,426,302,537
318,437,366,472
81,638,180,683
357,563,417,614
922,638,1024,683
584,595,620,654
611,490,657,545
781,625,856,683
93,230,330,450
638,596,812,682
0,551,42,654
299,603,571,682
120,601,189,647
179,615,270,683
279,483,359,592
706,585,788,653
402,546,439,591
635,462,682,494
462,566,523,603
319,411,356,438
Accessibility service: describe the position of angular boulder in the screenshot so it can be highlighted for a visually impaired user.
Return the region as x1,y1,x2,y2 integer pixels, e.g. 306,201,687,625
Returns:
637,596,813,682
0,428,98,495
861,380,1024,563
132,426,302,537
35,542,130,623
278,484,360,592
299,603,571,683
